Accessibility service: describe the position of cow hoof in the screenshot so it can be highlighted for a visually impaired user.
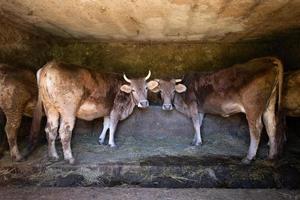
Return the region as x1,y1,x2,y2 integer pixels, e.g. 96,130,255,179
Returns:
98,139,105,145
66,158,75,165
241,157,252,165
49,156,60,162
14,155,25,162
267,152,278,160
11,153,24,162
191,141,202,146
108,143,117,148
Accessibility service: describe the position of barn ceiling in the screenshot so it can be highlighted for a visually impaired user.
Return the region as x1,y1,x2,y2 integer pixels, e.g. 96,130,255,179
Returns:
1,0,300,42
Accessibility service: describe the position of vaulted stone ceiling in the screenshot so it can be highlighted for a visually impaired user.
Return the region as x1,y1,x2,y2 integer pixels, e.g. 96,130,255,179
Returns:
1,0,300,42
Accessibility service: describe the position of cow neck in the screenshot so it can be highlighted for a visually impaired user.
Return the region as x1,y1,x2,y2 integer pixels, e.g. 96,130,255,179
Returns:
130,92,138,107
173,93,181,110
173,92,188,114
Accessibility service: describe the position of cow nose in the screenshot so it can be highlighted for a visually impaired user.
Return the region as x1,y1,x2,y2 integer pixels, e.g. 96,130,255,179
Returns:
162,104,173,110
138,100,149,108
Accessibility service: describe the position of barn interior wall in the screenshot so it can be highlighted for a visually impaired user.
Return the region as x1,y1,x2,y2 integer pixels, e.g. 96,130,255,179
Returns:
0,17,53,69
0,20,299,76
277,35,300,71
48,41,279,78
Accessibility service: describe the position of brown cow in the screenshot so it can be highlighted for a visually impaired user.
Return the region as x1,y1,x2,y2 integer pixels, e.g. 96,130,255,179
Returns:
149,57,284,164
31,61,157,164
0,64,37,161
282,70,300,117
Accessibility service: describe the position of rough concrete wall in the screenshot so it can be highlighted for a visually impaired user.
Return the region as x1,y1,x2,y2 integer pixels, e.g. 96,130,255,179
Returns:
48,41,279,78
277,35,300,71
0,17,300,76
0,17,51,69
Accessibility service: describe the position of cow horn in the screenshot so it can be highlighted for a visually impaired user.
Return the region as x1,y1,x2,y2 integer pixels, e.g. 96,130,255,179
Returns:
145,70,151,80
123,73,131,83
175,79,182,83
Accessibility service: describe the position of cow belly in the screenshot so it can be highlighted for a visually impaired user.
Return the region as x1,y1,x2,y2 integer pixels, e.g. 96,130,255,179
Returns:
203,102,245,117
220,102,245,116
77,101,110,121
201,97,245,117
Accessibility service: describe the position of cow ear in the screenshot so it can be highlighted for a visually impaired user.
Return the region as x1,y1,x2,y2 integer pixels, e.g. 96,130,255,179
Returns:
147,80,160,93
175,84,187,93
120,84,132,93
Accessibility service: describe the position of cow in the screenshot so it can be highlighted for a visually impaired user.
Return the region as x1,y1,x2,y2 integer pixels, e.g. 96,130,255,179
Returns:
282,70,300,117
31,61,157,164
0,64,37,161
149,57,284,164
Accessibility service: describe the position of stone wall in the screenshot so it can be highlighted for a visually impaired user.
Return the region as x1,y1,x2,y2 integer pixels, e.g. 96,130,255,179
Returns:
277,34,300,71
0,18,299,76
48,41,279,78
0,17,51,69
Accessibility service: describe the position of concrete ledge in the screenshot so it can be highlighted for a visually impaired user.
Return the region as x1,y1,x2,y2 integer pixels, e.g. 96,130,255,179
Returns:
0,106,299,188
0,187,299,200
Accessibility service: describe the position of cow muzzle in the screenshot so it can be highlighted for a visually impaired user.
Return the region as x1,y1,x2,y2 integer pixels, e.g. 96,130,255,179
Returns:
138,100,149,108
162,104,173,111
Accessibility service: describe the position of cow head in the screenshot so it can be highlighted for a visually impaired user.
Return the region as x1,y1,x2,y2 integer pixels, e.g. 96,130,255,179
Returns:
120,71,156,108
148,79,187,110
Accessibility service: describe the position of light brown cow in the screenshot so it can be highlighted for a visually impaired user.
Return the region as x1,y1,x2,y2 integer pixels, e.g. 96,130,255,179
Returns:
31,61,157,164
282,70,300,117
149,57,284,164
0,64,37,161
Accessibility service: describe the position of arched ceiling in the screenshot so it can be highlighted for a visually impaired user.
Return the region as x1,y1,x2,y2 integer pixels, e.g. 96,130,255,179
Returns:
1,0,300,42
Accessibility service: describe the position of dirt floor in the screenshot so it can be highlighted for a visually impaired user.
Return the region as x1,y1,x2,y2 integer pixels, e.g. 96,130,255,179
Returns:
0,106,299,188
0,187,299,200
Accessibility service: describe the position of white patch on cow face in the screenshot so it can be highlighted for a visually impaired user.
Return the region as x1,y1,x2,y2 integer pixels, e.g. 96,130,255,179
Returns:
175,84,187,93
120,84,132,93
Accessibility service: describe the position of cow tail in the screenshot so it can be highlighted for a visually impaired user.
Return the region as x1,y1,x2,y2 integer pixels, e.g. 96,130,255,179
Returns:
273,58,285,157
27,68,44,154
275,59,283,113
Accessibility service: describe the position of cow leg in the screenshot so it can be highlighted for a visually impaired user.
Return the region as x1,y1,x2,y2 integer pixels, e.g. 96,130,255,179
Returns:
192,113,204,146
5,113,23,161
108,114,119,148
59,115,76,164
98,116,110,145
189,102,202,146
243,116,263,164
263,95,277,159
45,109,59,161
